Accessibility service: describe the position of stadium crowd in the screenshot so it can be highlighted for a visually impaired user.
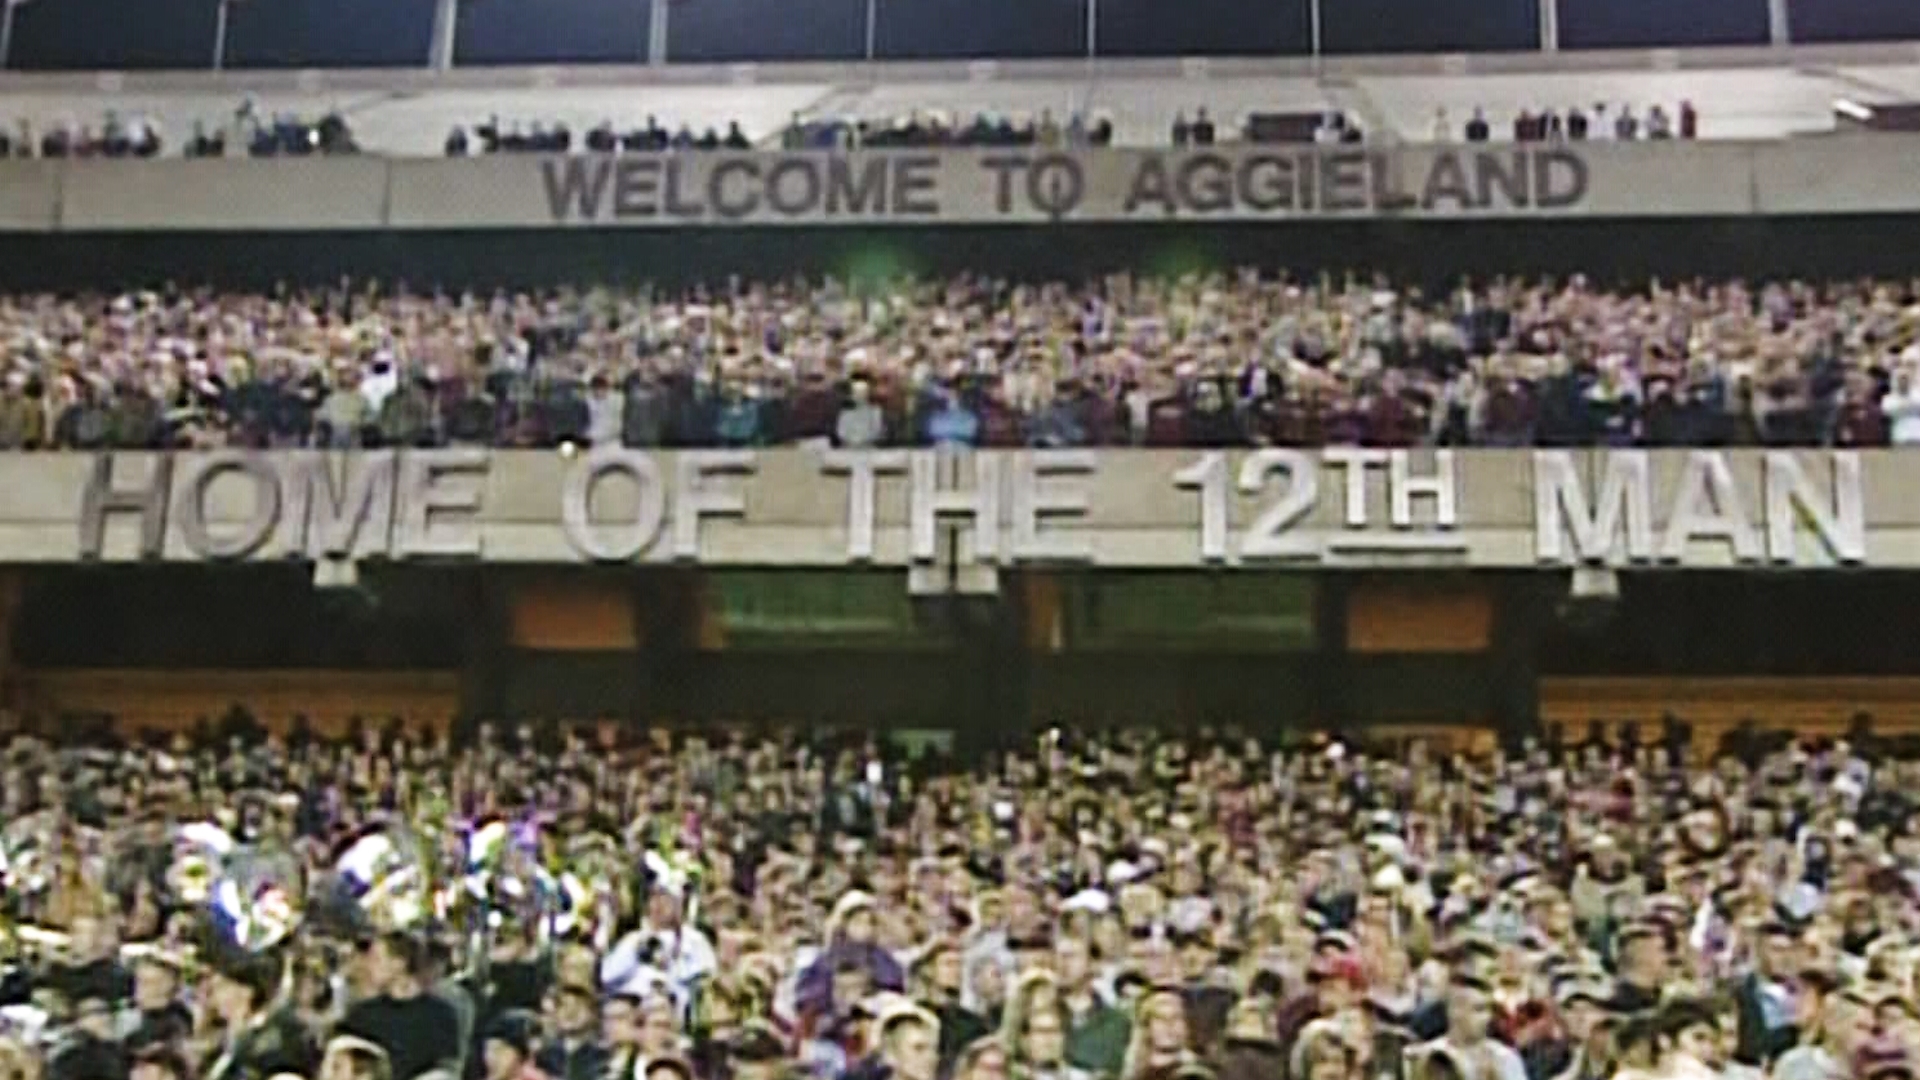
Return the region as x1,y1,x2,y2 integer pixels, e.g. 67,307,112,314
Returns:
0,719,1911,1080
0,273,1918,451
1436,103,1700,144
0,106,358,161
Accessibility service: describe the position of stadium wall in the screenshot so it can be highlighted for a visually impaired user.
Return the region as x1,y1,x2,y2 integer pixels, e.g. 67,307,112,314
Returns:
2,216,1920,291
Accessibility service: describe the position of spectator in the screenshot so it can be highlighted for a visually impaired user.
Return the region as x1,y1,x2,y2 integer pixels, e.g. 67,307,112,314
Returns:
186,120,227,158
377,376,438,449
1190,109,1215,147
1770,973,1847,1080
482,1013,546,1080
338,934,463,1080
925,388,981,448
1646,105,1674,139
0,375,45,450
535,985,608,1080
835,379,886,449
1883,366,1920,445
711,381,767,448
1029,381,1089,449
1038,110,1063,148
584,374,623,447
1465,107,1491,142
876,1010,939,1080
316,372,375,449
1614,106,1639,140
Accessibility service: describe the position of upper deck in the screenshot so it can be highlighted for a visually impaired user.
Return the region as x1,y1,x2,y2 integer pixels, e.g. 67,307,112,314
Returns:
1,40,1916,154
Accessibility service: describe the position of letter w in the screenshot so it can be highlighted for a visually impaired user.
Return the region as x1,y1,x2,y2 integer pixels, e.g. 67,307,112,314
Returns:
541,158,611,222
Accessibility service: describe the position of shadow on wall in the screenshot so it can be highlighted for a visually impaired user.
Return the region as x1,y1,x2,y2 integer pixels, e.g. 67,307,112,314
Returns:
13,670,460,739
3,218,1918,292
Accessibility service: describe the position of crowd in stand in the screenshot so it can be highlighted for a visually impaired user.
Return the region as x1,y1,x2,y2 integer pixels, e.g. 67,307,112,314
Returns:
0,715,1912,1080
0,273,1917,451
809,112,1117,151
433,98,1709,155
447,117,753,157
0,95,1707,161
0,104,357,161
441,104,1350,156
446,111,1122,156
1437,103,1701,144
0,100,360,160
0,113,164,160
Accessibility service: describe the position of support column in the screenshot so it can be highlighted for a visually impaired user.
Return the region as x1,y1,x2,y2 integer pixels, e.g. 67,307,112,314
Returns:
428,0,459,71
1767,0,1791,46
455,576,510,738
647,0,669,65
1539,0,1559,52
637,571,701,726
1312,577,1353,735
1489,575,1547,750
0,571,20,729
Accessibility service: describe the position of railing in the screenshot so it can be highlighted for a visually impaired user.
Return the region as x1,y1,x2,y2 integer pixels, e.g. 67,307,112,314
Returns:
1,40,1918,96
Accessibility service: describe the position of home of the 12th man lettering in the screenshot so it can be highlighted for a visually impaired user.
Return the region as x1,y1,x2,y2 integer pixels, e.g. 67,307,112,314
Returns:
64,448,1866,578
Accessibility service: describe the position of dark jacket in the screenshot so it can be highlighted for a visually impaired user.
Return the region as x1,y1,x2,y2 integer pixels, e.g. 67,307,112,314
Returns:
200,1009,317,1080
1733,973,1800,1066
1216,1039,1285,1080
536,1038,611,1080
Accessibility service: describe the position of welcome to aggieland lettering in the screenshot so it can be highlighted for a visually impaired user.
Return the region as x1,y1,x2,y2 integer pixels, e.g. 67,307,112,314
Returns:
1096,146,1589,217
539,146,1591,224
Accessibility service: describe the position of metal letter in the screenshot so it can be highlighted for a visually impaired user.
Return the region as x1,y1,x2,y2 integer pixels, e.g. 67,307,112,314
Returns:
891,155,940,216
611,159,661,218
291,451,396,560
978,155,1028,214
174,453,282,561
1534,450,1653,565
1321,447,1387,529
910,451,1001,564
1659,450,1761,564
560,448,666,563
1173,453,1229,564
1389,449,1458,529
392,449,487,559
1765,450,1866,565
1010,450,1093,563
672,451,755,561
1238,449,1317,560
1319,151,1368,212
1533,148,1589,210
78,453,171,560
824,449,908,563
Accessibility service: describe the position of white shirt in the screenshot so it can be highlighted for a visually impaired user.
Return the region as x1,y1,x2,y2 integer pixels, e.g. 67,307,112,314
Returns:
600,923,717,1015
361,360,399,412
587,392,623,446
1773,1046,1845,1080
1418,1037,1529,1080
1884,389,1920,445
